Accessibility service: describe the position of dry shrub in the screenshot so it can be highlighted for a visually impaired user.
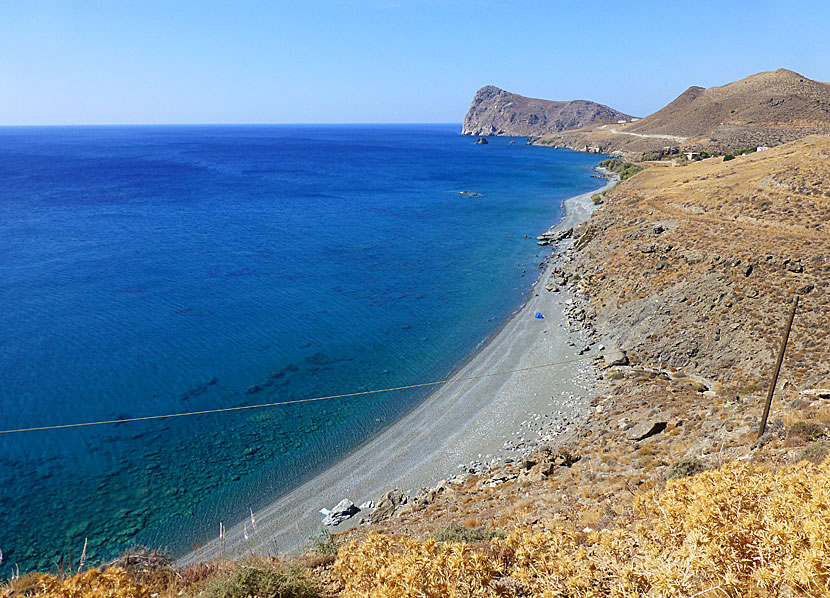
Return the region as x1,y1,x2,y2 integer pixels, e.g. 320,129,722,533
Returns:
787,420,826,442
177,561,223,594
334,534,502,598
631,459,830,596
431,523,504,544
796,440,830,465
197,562,320,598
296,552,337,570
1,567,150,598
334,457,830,597
666,456,706,480
108,548,176,592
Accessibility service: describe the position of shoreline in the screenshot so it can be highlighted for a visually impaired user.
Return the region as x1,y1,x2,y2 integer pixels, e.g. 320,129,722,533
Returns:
179,171,617,565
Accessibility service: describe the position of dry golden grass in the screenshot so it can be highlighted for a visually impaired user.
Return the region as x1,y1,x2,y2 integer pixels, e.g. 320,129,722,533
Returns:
0,558,326,598
1,568,150,598
334,457,830,597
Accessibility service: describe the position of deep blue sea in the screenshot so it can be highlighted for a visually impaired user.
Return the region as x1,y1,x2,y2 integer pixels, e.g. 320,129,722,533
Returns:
0,124,603,573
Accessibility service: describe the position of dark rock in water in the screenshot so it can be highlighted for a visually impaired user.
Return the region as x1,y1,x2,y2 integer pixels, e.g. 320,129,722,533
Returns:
305,352,337,365
180,377,219,401
475,136,489,144
305,352,352,366
245,385,263,395
110,413,132,426
370,488,407,523
322,498,360,526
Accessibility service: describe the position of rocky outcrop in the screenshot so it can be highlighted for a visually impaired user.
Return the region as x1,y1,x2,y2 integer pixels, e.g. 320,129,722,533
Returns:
322,499,360,526
369,488,408,524
462,85,633,137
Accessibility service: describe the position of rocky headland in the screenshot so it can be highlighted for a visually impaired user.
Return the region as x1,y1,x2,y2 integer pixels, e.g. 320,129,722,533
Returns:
461,85,633,137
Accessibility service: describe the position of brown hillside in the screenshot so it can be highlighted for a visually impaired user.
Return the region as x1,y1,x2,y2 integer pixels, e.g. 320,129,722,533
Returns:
627,68,830,137
567,135,830,393
538,69,830,156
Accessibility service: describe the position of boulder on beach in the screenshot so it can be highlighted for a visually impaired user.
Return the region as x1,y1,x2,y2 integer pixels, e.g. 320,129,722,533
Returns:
603,348,629,368
321,498,360,526
370,488,407,523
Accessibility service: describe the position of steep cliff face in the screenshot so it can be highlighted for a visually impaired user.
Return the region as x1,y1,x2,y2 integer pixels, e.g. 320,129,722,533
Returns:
461,85,633,136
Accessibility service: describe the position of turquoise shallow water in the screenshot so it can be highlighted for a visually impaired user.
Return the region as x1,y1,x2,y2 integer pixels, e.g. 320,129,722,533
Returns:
0,124,603,573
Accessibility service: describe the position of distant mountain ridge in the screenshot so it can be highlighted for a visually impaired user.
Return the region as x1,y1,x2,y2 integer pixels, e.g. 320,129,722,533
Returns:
462,85,634,137
537,69,830,157
626,68,830,138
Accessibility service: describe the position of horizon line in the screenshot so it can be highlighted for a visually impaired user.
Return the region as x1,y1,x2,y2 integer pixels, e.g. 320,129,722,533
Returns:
0,121,463,128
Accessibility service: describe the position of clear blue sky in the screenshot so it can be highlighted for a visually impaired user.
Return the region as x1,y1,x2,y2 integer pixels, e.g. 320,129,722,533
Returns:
1,0,828,125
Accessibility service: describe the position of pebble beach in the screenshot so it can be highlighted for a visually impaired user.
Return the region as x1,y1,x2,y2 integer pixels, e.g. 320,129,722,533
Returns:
181,173,617,564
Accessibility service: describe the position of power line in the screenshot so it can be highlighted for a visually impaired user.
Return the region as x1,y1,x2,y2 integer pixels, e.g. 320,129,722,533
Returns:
0,355,595,435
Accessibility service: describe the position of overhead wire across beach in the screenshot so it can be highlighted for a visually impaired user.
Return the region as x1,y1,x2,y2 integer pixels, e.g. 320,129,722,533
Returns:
0,355,596,436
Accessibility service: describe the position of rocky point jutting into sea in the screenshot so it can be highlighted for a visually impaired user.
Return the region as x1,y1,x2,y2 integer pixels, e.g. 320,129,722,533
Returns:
461,85,634,137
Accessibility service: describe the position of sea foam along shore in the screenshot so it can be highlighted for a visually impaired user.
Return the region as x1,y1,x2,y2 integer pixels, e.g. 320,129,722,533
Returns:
179,170,618,565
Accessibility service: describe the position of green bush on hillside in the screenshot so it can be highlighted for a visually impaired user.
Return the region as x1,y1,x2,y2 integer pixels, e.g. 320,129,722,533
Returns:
431,523,505,543
307,528,338,555
598,158,644,180
667,456,707,480
199,563,320,598
723,154,735,161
